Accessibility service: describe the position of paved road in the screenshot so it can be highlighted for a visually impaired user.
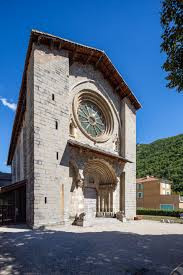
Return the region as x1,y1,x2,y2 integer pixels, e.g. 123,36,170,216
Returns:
0,219,183,275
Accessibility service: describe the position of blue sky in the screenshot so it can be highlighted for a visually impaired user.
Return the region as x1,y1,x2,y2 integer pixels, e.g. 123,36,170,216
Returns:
0,0,182,172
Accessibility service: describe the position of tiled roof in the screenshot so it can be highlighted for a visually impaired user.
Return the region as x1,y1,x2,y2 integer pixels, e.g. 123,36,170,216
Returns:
136,176,160,183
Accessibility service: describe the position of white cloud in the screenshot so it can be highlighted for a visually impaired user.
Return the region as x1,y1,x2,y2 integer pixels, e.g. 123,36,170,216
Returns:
0,97,17,111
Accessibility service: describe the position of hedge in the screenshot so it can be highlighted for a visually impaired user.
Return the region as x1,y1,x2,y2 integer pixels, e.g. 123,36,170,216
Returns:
137,208,183,218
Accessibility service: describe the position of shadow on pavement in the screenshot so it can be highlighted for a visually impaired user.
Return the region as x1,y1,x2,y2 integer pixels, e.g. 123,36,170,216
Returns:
0,226,183,274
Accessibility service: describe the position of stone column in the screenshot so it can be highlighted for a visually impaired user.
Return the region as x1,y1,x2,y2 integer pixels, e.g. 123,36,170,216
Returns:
111,189,113,214
104,191,106,213
100,192,101,213
108,189,110,212
77,170,85,216
107,190,109,212
96,192,98,213
104,191,107,213
98,192,100,213
102,191,105,213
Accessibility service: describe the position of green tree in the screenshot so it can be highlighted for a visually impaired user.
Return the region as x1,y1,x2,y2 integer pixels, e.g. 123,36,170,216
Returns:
137,134,183,193
161,0,183,92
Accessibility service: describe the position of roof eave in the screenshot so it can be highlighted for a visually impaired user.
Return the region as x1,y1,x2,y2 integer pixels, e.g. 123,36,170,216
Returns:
68,139,132,163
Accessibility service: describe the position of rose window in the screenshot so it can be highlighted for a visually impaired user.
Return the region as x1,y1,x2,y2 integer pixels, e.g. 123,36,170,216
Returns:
73,90,114,142
78,101,106,138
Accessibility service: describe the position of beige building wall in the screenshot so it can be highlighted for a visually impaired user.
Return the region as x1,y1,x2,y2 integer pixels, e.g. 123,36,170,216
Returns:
137,180,160,209
32,44,71,227
160,182,171,195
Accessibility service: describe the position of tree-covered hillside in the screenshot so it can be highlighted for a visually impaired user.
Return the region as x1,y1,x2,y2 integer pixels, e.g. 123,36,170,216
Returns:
137,134,183,193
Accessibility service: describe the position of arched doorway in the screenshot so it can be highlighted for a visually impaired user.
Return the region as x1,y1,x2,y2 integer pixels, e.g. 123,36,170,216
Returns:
84,159,117,218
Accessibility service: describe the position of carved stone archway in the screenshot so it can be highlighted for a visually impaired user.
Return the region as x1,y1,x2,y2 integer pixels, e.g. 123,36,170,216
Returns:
84,159,117,218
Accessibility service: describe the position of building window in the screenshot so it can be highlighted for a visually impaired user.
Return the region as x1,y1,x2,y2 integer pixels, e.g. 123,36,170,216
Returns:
137,183,143,190
73,90,114,143
180,196,183,202
137,192,143,199
55,121,58,130
162,183,166,189
78,100,106,138
160,204,174,210
56,152,59,160
52,94,55,101
161,182,171,195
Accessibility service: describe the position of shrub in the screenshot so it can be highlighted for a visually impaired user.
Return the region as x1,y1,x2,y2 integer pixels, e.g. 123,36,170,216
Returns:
137,208,183,218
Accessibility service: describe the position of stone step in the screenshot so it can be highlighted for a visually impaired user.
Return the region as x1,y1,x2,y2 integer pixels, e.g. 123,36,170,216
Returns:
92,217,121,225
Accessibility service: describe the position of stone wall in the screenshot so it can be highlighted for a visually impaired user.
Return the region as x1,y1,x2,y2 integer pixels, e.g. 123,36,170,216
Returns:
69,62,137,220
11,48,35,225
121,97,136,219
25,49,35,226
10,41,137,226
69,63,121,154
33,44,71,227
11,125,24,183
84,187,97,226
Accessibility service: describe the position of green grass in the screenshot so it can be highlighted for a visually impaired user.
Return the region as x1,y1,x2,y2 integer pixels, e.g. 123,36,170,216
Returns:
142,215,183,224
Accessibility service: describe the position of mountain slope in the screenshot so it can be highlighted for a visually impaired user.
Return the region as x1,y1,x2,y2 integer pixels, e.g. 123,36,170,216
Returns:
137,134,183,192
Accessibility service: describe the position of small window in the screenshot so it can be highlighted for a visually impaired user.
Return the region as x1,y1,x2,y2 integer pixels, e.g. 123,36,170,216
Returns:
56,152,59,160
137,183,143,190
55,121,58,130
52,94,55,101
162,183,166,189
180,196,183,202
160,204,174,210
137,192,143,199
45,197,47,204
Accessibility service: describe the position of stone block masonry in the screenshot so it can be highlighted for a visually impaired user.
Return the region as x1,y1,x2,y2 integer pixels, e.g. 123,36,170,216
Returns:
8,32,140,228
33,44,71,226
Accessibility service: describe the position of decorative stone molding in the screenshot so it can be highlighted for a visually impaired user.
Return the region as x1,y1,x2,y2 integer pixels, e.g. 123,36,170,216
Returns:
113,134,120,153
69,116,77,138
76,178,84,188
83,158,117,188
72,90,114,143
69,160,84,189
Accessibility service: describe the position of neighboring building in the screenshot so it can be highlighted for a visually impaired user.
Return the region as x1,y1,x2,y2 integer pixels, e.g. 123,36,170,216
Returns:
0,172,12,187
137,176,183,210
7,30,141,228
0,172,26,225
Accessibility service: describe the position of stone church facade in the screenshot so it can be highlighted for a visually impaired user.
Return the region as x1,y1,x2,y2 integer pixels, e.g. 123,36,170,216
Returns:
7,30,141,228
